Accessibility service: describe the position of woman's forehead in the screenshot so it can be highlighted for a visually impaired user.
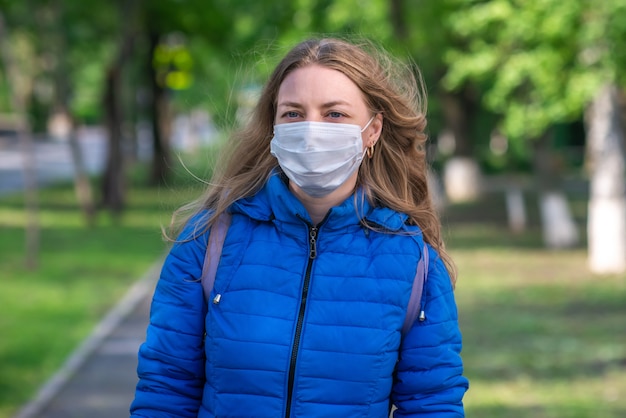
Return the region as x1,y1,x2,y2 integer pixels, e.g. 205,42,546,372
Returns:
277,65,365,106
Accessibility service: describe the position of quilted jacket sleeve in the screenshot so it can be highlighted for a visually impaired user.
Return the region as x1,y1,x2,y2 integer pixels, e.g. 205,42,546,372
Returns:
392,244,469,417
130,221,208,417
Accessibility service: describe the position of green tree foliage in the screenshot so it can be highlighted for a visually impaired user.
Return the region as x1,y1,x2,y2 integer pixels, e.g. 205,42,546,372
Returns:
442,0,626,141
1,0,425,130
166,0,395,126
0,0,124,125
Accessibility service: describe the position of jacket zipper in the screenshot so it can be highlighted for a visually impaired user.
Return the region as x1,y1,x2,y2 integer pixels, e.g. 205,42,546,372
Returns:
285,224,318,418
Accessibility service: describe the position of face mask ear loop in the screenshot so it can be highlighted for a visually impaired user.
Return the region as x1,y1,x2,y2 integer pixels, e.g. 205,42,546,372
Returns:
362,115,377,159
360,115,376,133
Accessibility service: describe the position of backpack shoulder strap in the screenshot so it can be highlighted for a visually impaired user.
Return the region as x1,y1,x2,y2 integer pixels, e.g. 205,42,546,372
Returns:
401,243,429,335
201,212,232,302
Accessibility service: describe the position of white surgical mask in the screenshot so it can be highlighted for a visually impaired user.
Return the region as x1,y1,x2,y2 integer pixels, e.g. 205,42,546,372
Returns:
270,117,374,197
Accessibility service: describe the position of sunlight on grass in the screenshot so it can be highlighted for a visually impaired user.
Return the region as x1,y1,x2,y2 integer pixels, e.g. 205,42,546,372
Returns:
450,222,626,418
466,373,625,418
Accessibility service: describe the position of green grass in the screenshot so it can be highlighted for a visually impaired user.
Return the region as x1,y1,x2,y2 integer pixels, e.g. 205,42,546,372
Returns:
0,159,209,418
1,162,625,418
446,194,626,418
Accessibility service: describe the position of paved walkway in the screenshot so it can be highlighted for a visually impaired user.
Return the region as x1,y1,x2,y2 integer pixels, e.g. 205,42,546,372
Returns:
13,260,162,418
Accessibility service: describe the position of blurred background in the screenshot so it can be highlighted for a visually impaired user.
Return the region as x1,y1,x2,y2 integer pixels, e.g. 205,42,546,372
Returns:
0,0,625,417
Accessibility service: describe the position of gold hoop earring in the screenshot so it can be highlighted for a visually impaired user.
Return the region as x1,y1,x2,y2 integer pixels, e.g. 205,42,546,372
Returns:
367,144,375,159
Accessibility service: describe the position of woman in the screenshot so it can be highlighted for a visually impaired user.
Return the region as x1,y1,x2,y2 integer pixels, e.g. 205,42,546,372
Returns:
131,37,468,417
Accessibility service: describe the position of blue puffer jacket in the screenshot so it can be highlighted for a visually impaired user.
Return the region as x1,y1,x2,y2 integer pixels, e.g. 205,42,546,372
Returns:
131,173,468,417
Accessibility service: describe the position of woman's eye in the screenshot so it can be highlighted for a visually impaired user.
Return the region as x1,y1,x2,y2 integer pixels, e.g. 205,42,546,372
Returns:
285,111,300,118
328,111,343,119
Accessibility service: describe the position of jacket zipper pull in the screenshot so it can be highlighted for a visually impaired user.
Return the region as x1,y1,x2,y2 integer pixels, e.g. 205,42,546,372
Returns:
419,309,426,322
309,227,318,259
213,294,222,304
418,297,427,321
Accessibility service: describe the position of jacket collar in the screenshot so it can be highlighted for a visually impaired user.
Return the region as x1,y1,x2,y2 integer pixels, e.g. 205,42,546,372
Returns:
231,171,408,231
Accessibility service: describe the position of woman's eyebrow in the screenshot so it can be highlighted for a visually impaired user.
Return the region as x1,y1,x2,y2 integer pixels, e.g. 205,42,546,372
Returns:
276,101,304,109
277,100,351,109
321,100,351,108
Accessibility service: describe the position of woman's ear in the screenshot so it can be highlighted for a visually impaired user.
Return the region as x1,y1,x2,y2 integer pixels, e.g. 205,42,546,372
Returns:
365,113,383,148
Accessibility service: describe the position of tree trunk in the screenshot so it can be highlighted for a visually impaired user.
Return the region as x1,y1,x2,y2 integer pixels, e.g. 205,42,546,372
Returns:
67,126,96,225
49,0,96,226
0,13,39,269
18,121,39,270
147,30,173,185
389,0,408,40
533,132,579,249
505,185,527,233
100,1,137,215
439,89,483,203
440,89,475,157
49,109,97,226
586,84,626,274
102,66,126,216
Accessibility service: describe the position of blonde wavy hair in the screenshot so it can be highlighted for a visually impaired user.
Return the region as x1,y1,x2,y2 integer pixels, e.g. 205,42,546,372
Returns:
169,37,457,284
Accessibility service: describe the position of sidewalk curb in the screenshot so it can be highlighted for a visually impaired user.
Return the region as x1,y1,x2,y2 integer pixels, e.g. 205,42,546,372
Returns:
13,256,164,418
